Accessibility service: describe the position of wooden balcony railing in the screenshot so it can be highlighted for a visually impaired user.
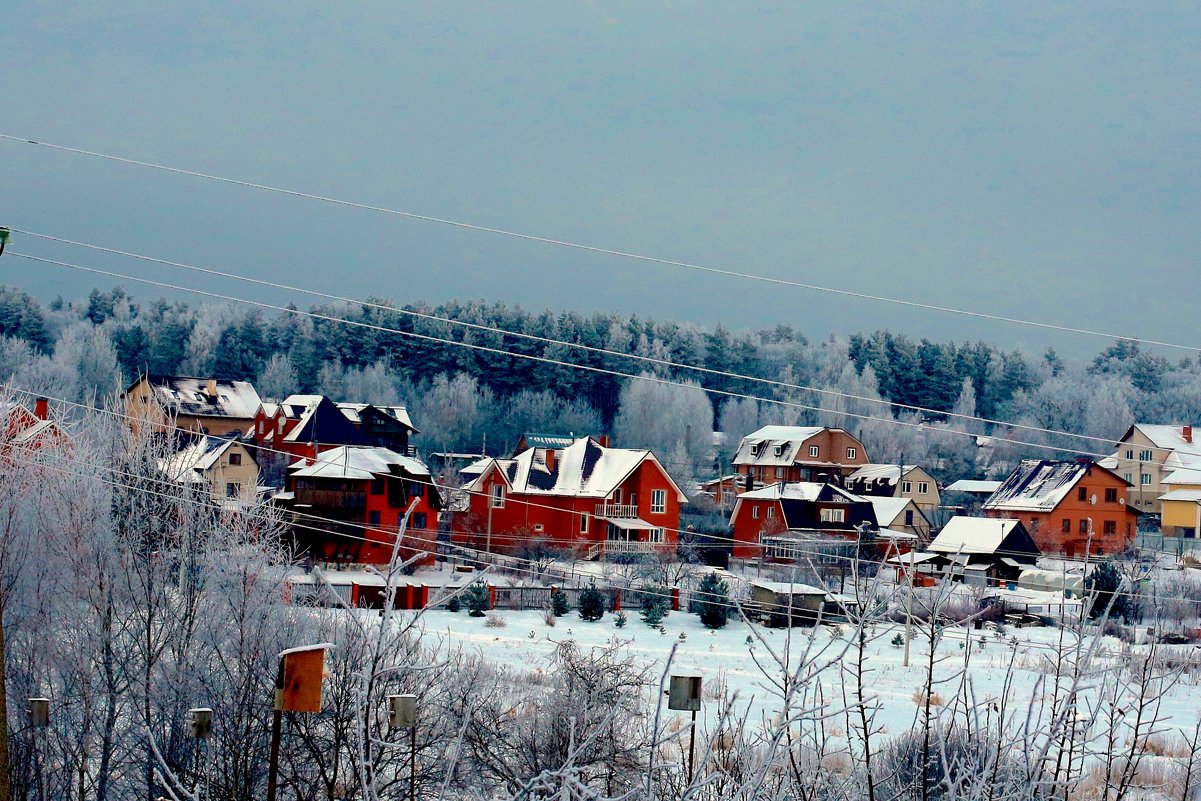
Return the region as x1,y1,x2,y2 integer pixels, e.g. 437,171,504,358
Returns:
595,503,639,518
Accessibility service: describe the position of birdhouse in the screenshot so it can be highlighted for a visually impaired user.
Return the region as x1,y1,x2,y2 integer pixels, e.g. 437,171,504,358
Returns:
388,694,417,729
668,675,703,711
28,698,49,728
276,644,332,713
188,708,213,739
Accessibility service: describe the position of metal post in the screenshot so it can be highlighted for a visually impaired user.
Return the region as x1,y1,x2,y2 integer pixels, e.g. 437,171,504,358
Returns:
266,661,284,801
410,723,417,801
903,550,915,668
29,699,48,801
687,708,697,785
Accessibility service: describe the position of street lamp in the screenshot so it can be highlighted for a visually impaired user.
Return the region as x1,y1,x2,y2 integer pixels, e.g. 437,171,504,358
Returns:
388,694,418,800
668,675,703,784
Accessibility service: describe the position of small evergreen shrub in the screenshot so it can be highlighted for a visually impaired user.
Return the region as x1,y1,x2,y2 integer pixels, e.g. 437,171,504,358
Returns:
614,611,627,628
578,585,606,621
640,584,670,626
550,588,570,617
694,572,732,630
465,584,490,617
446,593,462,613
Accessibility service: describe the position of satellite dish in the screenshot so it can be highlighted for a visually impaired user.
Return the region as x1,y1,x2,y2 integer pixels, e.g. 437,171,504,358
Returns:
1090,494,1097,505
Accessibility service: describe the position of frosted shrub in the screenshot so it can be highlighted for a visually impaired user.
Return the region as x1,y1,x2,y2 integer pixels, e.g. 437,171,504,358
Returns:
485,612,507,628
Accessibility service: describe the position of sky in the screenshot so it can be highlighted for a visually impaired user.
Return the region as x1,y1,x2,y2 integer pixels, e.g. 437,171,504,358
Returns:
1,2,1199,359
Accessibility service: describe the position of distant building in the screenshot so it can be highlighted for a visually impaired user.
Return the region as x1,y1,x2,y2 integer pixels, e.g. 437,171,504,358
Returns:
926,517,1039,586
124,375,262,437
451,436,686,559
2,397,66,452
845,463,940,514
983,459,1139,556
1102,424,1201,515
159,434,259,507
728,482,879,561
275,445,441,566
868,496,931,541
732,426,869,489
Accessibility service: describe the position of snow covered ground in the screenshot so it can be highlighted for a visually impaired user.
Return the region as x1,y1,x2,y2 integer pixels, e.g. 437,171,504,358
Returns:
413,606,1201,741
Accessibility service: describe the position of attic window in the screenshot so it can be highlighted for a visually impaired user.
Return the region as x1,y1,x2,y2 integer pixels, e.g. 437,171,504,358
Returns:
773,444,784,457
846,447,857,460
809,446,819,457
229,453,242,466
918,481,929,494
820,508,845,523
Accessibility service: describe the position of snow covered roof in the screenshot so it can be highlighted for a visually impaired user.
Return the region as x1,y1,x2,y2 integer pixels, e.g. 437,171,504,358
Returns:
519,433,578,450
738,481,862,503
159,435,251,483
1129,424,1201,454
1159,489,1201,502
748,580,828,596
140,375,262,419
466,437,687,501
847,464,917,485
944,479,1002,494
868,497,915,527
928,517,1024,556
1163,468,1201,487
337,402,416,431
732,425,827,467
983,460,1097,513
289,446,430,481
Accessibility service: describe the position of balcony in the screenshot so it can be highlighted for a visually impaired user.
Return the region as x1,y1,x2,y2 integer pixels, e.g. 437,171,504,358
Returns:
603,540,662,556
293,489,368,510
595,503,639,518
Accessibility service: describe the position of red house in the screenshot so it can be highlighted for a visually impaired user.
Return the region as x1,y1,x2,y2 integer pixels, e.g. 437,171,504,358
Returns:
3,398,65,451
732,426,870,488
275,445,442,566
450,436,687,559
729,482,878,560
983,459,1140,557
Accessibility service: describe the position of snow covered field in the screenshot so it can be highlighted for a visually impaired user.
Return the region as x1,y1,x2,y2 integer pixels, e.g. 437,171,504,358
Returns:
415,607,1201,741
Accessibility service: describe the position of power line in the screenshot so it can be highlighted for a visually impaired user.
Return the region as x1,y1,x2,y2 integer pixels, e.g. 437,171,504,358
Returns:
9,227,1133,450
2,132,1197,354
4,250,1142,465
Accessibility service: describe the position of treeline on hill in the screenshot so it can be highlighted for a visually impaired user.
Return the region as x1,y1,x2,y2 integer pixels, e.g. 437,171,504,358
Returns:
3,285,1201,484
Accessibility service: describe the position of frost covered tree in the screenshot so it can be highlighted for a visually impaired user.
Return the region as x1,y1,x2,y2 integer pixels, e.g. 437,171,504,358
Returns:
615,375,711,482
256,352,298,401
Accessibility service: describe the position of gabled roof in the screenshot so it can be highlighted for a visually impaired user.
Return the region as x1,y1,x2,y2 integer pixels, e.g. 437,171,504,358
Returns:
466,437,687,501
289,445,430,481
732,425,826,467
1159,489,1201,502
337,403,416,432
159,435,253,484
133,375,262,419
518,432,578,451
928,517,1037,557
847,464,918,485
283,397,368,447
983,459,1129,513
944,479,1002,494
869,497,920,527
1122,424,1201,454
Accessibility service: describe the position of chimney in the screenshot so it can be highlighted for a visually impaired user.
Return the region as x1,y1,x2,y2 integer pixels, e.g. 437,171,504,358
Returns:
598,434,611,448
544,447,557,472
33,398,48,420
206,378,218,398
1185,425,1193,444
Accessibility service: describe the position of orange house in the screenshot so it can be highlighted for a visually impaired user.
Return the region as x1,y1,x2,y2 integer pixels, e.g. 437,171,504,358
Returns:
731,426,869,489
983,459,1139,557
451,437,687,559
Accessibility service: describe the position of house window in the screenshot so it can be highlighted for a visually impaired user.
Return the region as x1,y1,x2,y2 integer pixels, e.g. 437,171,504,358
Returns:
612,488,623,504
1078,487,1087,501
413,513,427,530
1105,488,1118,503
1103,520,1117,535
410,481,425,498
1139,449,1154,462
904,510,914,526
775,467,784,479
649,528,665,544
846,447,857,460
1124,473,1133,484
369,510,381,527
809,445,820,457
225,482,238,498
1125,449,1133,460
580,514,589,534
1079,520,1088,534
902,481,913,494
767,506,775,519
1141,474,1152,485
277,418,285,433
651,489,667,514
752,506,760,520
533,523,544,532
820,508,845,523
490,484,505,508
229,453,242,466
258,421,264,434
370,478,384,495
1061,519,1071,533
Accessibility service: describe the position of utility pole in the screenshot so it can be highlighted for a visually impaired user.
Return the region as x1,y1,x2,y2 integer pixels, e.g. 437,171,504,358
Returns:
903,548,915,668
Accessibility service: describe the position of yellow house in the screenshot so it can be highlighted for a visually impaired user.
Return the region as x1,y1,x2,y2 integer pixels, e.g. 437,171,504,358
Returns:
160,435,260,506
1103,424,1201,516
1159,489,1201,539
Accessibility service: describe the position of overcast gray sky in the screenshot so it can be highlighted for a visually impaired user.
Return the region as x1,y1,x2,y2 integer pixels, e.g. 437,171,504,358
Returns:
2,3,1198,358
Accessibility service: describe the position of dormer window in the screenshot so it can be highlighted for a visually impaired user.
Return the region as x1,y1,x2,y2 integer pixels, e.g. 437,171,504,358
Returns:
809,445,820,458
773,444,785,457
